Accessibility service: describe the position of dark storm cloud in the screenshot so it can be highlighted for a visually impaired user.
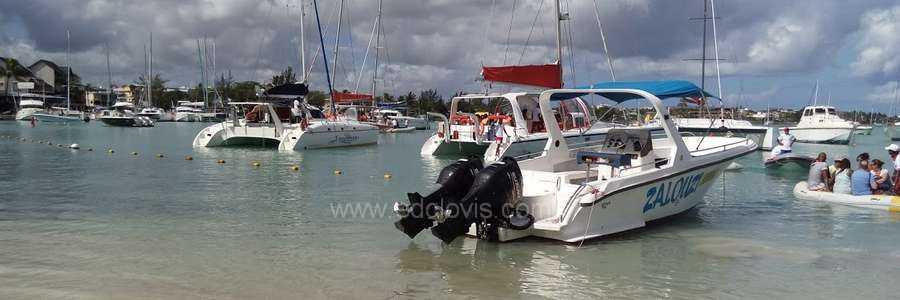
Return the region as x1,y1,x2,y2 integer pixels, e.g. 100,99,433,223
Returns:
1,0,899,105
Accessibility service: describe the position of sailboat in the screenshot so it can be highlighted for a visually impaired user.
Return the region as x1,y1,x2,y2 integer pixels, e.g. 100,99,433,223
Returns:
193,0,378,150
672,0,767,142
886,85,900,140
33,30,86,123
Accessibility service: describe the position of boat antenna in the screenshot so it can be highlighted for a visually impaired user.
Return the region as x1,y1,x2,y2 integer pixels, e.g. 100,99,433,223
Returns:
313,0,337,116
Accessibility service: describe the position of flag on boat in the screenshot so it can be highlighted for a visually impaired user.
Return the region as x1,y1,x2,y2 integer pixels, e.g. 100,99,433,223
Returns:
682,95,705,106
332,92,373,103
481,64,562,89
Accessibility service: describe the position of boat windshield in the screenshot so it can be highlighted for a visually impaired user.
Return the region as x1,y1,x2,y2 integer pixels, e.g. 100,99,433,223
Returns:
814,108,826,115
826,108,836,115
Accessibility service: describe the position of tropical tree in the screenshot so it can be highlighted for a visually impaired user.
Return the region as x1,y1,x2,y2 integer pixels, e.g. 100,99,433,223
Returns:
271,67,297,86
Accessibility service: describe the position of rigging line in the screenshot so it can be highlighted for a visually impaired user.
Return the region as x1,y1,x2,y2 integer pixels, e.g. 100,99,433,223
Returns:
346,0,357,90
253,1,276,82
481,0,497,66
591,0,616,81
563,0,577,87
304,1,340,81
710,0,724,116
501,0,520,66
355,11,379,94
516,0,546,66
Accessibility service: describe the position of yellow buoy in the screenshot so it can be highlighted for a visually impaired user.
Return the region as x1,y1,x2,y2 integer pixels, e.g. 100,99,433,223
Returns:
383,172,393,180
108,149,115,154
290,165,300,171
334,169,342,175
251,161,261,167
184,156,194,161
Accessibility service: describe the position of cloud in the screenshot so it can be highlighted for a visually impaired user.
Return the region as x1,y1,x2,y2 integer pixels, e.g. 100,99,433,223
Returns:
851,5,900,80
865,81,899,103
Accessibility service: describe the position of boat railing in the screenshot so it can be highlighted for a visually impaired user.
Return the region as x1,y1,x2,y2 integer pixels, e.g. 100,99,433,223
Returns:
689,137,754,155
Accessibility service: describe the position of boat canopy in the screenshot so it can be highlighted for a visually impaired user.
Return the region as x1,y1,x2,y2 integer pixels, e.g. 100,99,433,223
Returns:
482,64,562,89
333,92,373,103
265,83,309,99
550,80,716,102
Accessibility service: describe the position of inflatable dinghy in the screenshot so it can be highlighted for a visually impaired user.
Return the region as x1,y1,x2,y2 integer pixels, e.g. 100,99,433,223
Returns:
793,182,900,212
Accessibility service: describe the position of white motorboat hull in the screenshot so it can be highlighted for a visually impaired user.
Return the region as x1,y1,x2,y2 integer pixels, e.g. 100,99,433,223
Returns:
383,126,416,133
793,182,900,212
175,112,200,122
32,113,83,123
853,126,873,135
15,108,44,121
784,127,853,144
886,126,900,141
194,121,378,150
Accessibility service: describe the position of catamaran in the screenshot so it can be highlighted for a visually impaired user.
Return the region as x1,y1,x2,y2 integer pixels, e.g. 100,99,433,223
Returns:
395,81,757,243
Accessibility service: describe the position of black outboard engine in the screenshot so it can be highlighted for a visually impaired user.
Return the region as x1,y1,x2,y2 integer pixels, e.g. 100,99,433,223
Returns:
394,158,483,239
396,157,535,244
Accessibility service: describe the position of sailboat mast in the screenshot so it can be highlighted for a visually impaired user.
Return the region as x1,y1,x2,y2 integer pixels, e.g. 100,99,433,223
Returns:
372,0,382,107
299,0,307,83
66,29,70,111
710,0,724,118
148,32,153,108
554,0,564,87
312,0,336,116
106,42,112,106
331,0,344,105
699,0,708,93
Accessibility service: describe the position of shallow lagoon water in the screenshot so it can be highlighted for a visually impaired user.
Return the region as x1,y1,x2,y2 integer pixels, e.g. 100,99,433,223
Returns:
0,121,898,299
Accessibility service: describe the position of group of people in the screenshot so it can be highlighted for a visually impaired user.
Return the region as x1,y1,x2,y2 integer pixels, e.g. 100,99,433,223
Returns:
807,144,900,196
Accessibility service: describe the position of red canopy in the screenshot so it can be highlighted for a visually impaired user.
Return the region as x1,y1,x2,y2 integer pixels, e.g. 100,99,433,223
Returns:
482,64,562,89
332,92,373,103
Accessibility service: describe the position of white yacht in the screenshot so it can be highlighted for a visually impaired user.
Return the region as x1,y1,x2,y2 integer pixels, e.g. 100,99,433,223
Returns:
193,84,379,150
785,106,856,144
174,101,204,122
137,107,173,122
14,93,47,120
394,81,757,243
373,109,428,130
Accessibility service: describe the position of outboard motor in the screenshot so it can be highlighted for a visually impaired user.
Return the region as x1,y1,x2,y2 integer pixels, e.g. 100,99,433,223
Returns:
429,157,533,243
395,156,535,243
393,158,483,239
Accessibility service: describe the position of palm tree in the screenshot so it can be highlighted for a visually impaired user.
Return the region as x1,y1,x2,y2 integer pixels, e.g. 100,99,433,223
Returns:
2,58,27,111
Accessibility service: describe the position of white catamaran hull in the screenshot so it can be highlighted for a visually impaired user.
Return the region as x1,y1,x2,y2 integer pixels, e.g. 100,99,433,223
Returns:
793,182,900,212
194,121,378,150
785,127,853,144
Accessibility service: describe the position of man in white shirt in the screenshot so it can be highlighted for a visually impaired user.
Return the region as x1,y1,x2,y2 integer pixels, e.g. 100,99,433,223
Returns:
292,98,303,123
770,128,796,158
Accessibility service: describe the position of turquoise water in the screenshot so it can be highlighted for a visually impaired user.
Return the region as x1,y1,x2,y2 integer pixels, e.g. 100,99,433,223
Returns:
0,121,898,299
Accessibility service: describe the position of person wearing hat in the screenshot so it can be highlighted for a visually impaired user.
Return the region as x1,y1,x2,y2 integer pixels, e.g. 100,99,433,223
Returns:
886,144,900,193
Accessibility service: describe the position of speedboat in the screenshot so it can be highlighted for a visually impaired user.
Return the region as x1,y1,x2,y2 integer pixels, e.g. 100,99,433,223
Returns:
33,107,86,123
14,93,47,121
784,106,855,144
99,102,154,127
793,182,900,212
193,84,378,150
174,101,204,122
137,107,174,122
394,80,758,243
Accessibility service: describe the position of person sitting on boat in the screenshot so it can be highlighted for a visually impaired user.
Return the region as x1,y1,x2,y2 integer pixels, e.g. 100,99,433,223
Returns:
770,128,796,157
831,158,852,194
856,152,870,165
885,144,900,193
850,159,877,196
870,159,891,194
807,152,831,191
292,98,302,123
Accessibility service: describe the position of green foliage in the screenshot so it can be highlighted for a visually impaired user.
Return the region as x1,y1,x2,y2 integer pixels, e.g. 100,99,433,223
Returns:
271,67,297,86
306,90,328,107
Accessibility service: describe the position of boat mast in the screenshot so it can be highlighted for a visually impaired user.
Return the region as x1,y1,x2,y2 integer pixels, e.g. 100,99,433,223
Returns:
106,42,112,106
148,32,153,108
372,0,382,107
710,0,724,118
554,0,564,87
312,0,336,116
330,0,344,114
66,29,70,111
299,0,307,83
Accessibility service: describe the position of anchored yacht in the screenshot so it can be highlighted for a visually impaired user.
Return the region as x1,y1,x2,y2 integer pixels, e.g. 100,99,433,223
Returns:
99,102,154,127
785,106,855,144
395,81,757,243
14,93,49,121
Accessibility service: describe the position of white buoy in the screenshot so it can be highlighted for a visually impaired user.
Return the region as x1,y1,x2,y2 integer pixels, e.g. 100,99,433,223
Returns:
726,162,743,171
69,143,80,150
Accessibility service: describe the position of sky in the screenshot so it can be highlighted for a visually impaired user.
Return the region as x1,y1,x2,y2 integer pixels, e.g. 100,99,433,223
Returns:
1,0,899,111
